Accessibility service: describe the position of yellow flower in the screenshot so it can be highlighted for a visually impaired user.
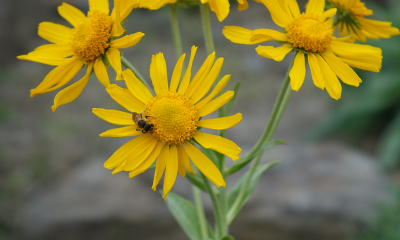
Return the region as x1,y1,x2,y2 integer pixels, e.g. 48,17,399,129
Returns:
327,0,399,42
17,0,144,111
93,46,242,200
223,0,383,100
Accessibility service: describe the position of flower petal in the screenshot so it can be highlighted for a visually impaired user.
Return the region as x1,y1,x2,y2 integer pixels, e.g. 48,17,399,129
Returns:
237,0,248,11
51,64,92,111
89,0,109,14
150,53,169,95
122,137,159,171
198,113,242,130
223,26,261,45
195,74,230,110
94,57,110,87
152,144,169,191
307,53,325,90
110,32,145,49
321,8,337,20
197,91,234,118
107,48,122,80
193,132,241,161
251,29,288,43
169,54,186,93
106,84,146,112
38,22,73,44
306,0,325,15
255,45,293,62
163,145,178,200
208,0,230,22
111,0,137,22
315,54,342,100
92,108,133,125
17,44,73,66
111,0,126,37
289,51,306,91
177,144,194,174
129,141,163,178
178,46,197,95
185,52,215,98
57,3,86,28
122,69,154,104
100,125,142,137
258,0,292,27
184,141,225,187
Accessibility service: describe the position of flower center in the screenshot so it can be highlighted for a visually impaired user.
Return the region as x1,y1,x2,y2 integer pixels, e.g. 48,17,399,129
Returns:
144,92,198,145
285,13,333,53
71,10,113,63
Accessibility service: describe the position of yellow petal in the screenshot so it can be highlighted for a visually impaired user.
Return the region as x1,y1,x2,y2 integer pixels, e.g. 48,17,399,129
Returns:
258,0,292,27
106,84,146,112
92,108,133,125
111,0,125,37
111,0,136,23
198,113,242,130
223,26,259,45
251,29,288,43
287,0,300,18
178,46,197,94
195,75,230,110
255,45,293,62
306,0,325,15
289,51,306,91
208,0,230,22
321,50,361,87
150,53,169,95
169,54,186,93
104,133,152,169
185,52,216,98
51,64,92,111
38,22,73,44
152,144,169,191
110,32,145,49
140,0,169,10
94,57,110,87
122,137,159,171
193,132,241,161
315,54,342,100
30,57,83,97
190,58,224,103
89,0,109,14
184,141,225,187
237,0,248,11
321,8,337,20
100,125,142,137
107,48,122,80
307,53,325,90
129,141,163,178
197,91,234,118
163,145,178,200
57,3,86,28
122,69,154,104
177,144,194,175
17,43,73,66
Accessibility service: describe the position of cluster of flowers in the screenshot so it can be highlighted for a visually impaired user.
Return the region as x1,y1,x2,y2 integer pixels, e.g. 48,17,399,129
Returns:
18,0,398,199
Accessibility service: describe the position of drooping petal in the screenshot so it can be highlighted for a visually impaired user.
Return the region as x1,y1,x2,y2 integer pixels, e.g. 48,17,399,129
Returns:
150,53,169,95
100,126,142,137
177,144,194,174
307,53,325,90
237,0,248,11
129,141,163,178
152,144,169,191
163,145,178,200
208,0,230,22
107,48,122,80
92,108,134,125
110,32,145,49
88,0,109,14
195,74,230,109
315,54,342,100
306,0,325,15
198,113,242,130
169,54,186,93
122,136,159,171
197,91,234,118
258,0,292,27
185,52,215,98
255,45,293,62
38,22,73,44
51,64,93,111
140,0,169,10
251,29,288,43
178,46,197,94
289,51,306,91
184,141,225,187
106,84,146,112
193,132,241,161
223,26,263,45
57,3,86,28
122,69,154,104
94,57,110,87
111,0,137,23
111,0,125,37
321,50,361,87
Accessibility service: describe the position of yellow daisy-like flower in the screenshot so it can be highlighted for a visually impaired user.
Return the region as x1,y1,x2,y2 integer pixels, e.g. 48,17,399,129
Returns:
223,0,383,100
327,0,399,42
17,0,144,111
93,46,242,200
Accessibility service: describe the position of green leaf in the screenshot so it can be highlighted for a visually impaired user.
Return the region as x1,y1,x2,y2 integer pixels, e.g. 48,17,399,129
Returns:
166,193,202,240
378,111,400,169
220,236,235,240
228,161,280,219
225,140,286,175
186,172,207,192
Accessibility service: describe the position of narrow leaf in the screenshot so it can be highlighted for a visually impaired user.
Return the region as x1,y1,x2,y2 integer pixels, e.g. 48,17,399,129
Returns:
221,236,235,240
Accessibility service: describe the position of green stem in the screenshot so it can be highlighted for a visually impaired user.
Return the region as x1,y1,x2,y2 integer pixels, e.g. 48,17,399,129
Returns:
200,4,215,55
169,4,184,59
193,186,209,239
121,56,153,94
226,62,293,224
201,173,226,238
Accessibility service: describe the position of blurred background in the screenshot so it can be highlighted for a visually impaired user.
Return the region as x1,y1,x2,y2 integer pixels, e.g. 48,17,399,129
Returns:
1,0,399,239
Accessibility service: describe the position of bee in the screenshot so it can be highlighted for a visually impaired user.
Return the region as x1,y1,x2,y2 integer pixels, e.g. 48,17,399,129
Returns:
132,110,154,133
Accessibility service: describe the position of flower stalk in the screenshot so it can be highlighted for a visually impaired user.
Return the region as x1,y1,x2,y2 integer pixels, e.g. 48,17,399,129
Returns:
200,4,215,55
169,4,184,59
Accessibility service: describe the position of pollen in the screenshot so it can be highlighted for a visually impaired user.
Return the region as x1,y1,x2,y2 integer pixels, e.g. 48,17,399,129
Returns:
285,13,333,53
71,10,113,63
144,92,198,145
